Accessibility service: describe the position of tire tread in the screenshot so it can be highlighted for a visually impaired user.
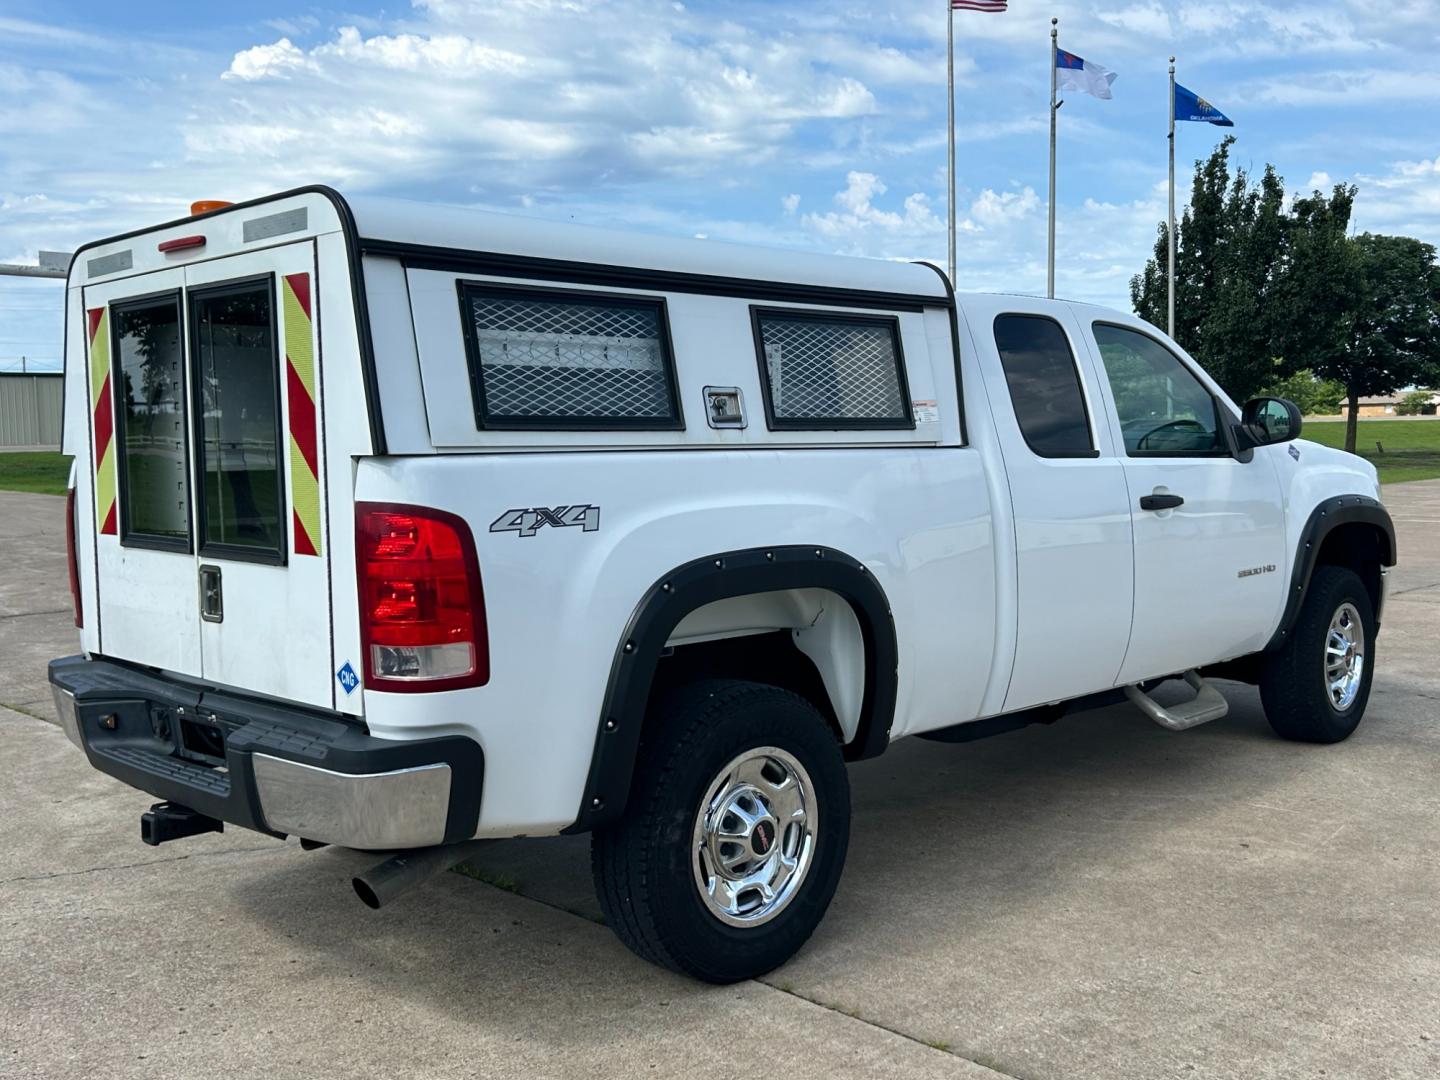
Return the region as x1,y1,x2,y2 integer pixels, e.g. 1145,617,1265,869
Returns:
1260,564,1375,744
591,679,847,981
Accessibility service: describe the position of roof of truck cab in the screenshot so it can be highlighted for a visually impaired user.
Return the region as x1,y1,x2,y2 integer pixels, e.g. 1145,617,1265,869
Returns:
344,193,951,302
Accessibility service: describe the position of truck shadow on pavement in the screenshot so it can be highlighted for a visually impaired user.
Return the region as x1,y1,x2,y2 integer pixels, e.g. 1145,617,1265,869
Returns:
226,681,1315,1004
169,678,1440,1079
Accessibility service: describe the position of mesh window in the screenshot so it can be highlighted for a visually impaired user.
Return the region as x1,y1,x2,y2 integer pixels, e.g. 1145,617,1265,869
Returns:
755,312,910,428
462,287,679,426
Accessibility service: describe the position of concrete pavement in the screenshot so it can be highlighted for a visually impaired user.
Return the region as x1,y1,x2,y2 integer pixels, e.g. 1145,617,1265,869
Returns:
2,483,1438,1079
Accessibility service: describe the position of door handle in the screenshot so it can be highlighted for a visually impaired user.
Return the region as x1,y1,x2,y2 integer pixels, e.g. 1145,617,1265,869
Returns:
1139,493,1184,511
199,564,223,623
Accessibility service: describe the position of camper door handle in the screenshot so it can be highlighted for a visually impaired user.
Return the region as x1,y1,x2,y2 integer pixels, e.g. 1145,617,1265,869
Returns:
199,565,224,623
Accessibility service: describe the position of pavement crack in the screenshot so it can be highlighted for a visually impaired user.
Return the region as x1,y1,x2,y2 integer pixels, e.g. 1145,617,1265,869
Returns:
446,866,1026,1076
0,844,282,887
757,980,1032,1079
1,701,51,722
0,608,71,620
1391,580,1440,596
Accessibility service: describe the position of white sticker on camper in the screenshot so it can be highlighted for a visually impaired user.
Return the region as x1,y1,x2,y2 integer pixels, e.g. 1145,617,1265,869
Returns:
912,400,939,424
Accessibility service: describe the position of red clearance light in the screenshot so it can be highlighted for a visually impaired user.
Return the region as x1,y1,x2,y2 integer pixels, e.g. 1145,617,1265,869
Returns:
356,503,488,693
66,488,83,628
158,235,206,253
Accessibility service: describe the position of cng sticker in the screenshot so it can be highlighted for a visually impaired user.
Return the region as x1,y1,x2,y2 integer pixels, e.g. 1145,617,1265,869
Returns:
337,662,359,695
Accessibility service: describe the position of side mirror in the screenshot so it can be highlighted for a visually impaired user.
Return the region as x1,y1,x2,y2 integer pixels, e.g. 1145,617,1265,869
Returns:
1238,396,1303,449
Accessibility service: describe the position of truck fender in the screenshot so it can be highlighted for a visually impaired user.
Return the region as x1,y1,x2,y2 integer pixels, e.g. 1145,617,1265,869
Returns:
1265,494,1396,652
565,545,898,833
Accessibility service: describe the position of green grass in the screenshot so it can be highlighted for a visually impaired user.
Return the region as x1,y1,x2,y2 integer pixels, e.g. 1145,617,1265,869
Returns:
1301,418,1440,485
0,452,72,495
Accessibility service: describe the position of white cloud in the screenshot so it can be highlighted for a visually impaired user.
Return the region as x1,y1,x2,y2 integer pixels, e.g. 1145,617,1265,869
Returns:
1097,4,1174,38
196,7,883,197
789,171,1121,303
782,193,801,214
310,26,526,74
969,187,1039,228
223,38,312,81
1245,68,1434,106
801,172,941,248
1350,157,1440,244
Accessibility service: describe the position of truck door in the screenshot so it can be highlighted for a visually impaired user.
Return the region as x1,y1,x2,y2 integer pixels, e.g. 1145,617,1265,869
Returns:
968,298,1135,711
1082,318,1287,683
82,267,201,677
183,244,334,709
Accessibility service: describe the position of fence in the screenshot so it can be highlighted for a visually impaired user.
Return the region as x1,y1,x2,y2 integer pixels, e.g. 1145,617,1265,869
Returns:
0,373,63,448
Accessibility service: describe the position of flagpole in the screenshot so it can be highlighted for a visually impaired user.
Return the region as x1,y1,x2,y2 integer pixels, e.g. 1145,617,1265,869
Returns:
1047,16,1057,299
1167,55,1176,338
947,1,957,286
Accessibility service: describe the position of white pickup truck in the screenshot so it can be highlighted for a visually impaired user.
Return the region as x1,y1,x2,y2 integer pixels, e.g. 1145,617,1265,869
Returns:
49,187,1395,983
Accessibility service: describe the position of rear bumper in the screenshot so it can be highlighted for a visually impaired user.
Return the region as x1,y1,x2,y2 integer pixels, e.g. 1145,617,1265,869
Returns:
48,655,483,850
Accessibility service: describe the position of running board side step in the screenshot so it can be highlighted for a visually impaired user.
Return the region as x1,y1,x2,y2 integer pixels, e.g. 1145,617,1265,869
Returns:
1125,670,1229,731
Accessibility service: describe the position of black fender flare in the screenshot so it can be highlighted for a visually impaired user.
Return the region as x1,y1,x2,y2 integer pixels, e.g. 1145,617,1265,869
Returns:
1265,494,1396,651
565,545,899,833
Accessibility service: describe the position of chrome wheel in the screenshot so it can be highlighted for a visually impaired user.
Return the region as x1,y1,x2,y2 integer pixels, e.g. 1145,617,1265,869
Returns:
1324,601,1366,711
691,746,817,928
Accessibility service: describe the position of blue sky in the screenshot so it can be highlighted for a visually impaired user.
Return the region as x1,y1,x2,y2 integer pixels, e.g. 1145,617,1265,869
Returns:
3,0,1437,372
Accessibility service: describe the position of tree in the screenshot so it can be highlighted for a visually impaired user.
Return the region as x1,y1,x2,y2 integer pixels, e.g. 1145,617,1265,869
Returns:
1292,232,1440,451
1395,390,1435,416
1131,138,1291,402
1133,141,1440,452
1258,368,1346,417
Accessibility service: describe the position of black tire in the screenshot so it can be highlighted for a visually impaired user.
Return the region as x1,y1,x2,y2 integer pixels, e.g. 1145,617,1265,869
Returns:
591,679,850,983
1259,565,1376,744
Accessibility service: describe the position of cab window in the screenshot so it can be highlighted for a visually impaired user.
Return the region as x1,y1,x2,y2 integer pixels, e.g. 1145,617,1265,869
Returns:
993,314,1096,457
1092,323,1225,456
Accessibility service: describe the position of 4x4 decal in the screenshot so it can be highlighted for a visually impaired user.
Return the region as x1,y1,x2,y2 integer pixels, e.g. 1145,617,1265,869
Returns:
490,505,601,538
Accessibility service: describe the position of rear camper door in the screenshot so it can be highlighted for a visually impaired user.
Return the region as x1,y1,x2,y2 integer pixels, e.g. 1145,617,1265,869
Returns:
80,242,334,709
183,244,333,709
82,266,200,677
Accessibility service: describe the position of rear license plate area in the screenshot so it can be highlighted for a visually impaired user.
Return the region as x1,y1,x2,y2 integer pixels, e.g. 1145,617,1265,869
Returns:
175,711,227,767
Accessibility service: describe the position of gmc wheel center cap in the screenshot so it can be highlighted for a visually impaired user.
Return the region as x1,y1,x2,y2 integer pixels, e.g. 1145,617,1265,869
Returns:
751,819,776,856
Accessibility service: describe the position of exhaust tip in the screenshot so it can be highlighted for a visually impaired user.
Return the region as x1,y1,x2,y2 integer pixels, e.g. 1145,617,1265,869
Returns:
350,839,494,911
353,875,383,910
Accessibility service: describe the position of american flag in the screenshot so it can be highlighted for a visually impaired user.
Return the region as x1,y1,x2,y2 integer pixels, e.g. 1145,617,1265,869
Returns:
951,0,1007,11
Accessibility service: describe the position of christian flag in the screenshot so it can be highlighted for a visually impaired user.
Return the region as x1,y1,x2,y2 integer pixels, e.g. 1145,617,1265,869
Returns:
1056,49,1117,100
1174,83,1234,126
951,1,1007,11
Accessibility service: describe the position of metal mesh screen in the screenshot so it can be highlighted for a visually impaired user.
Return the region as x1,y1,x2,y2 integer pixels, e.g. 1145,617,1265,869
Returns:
467,291,675,422
759,315,906,424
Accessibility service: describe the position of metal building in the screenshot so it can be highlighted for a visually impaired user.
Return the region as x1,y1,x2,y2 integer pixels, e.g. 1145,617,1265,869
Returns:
0,372,63,448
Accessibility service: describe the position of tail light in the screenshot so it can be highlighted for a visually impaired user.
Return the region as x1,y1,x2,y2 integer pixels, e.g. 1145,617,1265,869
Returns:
356,503,488,692
66,487,83,628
